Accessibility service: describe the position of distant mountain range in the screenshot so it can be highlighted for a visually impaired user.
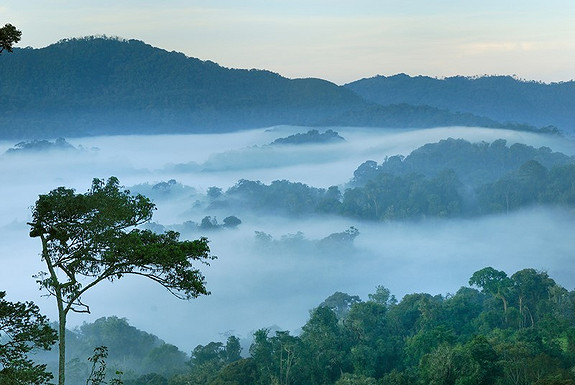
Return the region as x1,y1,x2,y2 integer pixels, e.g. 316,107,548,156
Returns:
345,74,574,134
0,36,569,139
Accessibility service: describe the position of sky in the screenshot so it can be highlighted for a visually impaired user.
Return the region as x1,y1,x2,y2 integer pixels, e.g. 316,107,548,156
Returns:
2,0,575,84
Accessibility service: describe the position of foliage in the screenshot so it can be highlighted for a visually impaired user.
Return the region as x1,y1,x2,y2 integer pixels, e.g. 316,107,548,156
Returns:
319,292,362,320
29,176,214,307
251,227,361,259
0,23,21,54
175,266,575,385
213,138,575,221
222,216,242,228
270,129,345,145
341,169,464,220
36,317,202,383
130,180,198,202
86,346,123,385
226,179,327,216
208,358,258,385
15,266,575,385
5,138,77,154
28,177,214,385
477,162,575,214
142,344,188,377
350,138,573,188
197,216,242,231
0,291,57,384
169,336,244,385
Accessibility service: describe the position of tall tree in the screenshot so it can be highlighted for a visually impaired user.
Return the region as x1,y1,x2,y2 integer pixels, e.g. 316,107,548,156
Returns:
319,292,362,320
0,291,57,384
301,306,350,385
510,268,555,328
0,23,21,54
28,177,214,385
469,267,513,322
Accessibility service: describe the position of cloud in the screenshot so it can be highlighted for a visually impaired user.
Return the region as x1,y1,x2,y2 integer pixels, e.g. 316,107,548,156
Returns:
465,41,538,54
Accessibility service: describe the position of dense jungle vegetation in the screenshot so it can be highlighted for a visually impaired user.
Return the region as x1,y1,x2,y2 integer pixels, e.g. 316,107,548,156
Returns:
35,267,575,385
202,138,575,221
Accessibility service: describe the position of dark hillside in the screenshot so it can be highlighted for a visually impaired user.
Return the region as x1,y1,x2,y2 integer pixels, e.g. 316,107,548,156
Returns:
0,36,365,138
345,74,575,133
0,37,556,139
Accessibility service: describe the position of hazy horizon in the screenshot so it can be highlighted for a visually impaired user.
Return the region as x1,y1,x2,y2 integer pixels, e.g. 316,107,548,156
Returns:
2,1,574,85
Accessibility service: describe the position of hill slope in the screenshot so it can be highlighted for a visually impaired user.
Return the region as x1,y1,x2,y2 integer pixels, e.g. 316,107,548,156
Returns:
0,36,366,138
0,37,552,139
345,74,573,134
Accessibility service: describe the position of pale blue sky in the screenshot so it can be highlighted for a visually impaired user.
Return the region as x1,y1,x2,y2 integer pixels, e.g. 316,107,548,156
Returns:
2,1,574,84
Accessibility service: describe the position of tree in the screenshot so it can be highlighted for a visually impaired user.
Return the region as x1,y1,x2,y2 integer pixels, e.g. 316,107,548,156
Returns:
418,344,461,385
335,373,378,385
300,307,350,385
0,291,57,385
142,344,188,377
28,177,214,385
0,24,21,54
207,187,223,200
319,292,362,320
464,335,502,385
222,216,242,229
85,346,123,385
209,358,258,385
510,268,555,328
469,267,512,322
200,216,219,230
191,341,226,367
225,335,243,363
248,329,302,385
345,301,399,378
271,331,302,385
249,329,274,385
367,285,396,308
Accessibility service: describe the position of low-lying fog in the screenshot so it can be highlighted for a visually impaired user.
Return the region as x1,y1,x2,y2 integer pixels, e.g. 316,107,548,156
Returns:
1,125,574,353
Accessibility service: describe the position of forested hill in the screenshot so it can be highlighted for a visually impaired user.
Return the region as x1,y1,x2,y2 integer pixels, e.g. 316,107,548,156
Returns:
0,36,364,138
0,36,545,139
345,74,574,134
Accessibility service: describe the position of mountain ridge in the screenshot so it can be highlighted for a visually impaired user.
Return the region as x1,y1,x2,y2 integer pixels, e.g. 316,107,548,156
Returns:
345,73,574,134
0,36,559,139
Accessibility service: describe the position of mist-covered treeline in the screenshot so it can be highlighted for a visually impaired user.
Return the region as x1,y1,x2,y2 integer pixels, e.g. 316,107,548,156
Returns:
349,138,573,187
270,129,345,145
45,267,575,385
182,138,575,222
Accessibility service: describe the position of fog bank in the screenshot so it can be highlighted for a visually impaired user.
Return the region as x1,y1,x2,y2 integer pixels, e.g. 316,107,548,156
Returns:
1,126,574,352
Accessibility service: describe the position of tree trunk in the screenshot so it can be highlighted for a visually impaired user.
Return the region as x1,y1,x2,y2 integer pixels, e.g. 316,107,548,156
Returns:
518,296,524,328
42,235,66,385
58,304,66,385
499,294,509,324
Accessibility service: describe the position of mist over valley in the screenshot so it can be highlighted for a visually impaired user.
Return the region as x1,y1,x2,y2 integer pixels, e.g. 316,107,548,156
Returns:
2,126,574,357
